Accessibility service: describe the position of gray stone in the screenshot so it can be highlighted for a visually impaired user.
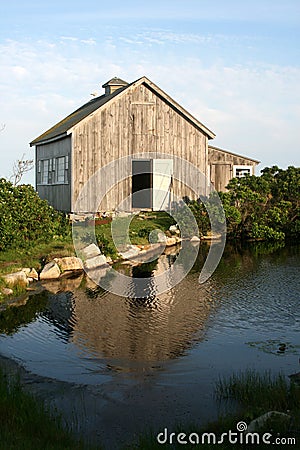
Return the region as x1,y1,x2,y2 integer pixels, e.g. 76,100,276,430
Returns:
289,371,300,384
54,257,83,272
81,243,101,260
1,287,13,296
27,268,39,280
120,245,141,260
156,231,167,243
165,237,177,247
40,261,61,280
84,255,108,270
247,411,291,433
3,271,29,287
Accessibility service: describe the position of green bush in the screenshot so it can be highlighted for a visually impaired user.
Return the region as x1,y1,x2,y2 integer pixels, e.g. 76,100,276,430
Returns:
0,178,69,251
217,166,299,241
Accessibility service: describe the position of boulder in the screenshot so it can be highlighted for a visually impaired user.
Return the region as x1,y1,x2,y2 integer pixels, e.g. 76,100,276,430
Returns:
3,271,29,287
169,225,178,234
156,231,167,243
81,243,101,260
27,268,39,280
247,411,291,433
84,254,108,270
190,235,200,242
289,371,300,385
165,237,177,247
120,245,141,260
1,287,13,296
201,232,222,240
39,261,61,280
54,256,83,272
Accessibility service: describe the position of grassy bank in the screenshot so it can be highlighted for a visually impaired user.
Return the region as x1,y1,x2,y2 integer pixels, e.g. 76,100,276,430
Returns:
0,368,96,450
0,212,175,302
0,238,75,302
1,367,298,449
131,370,300,449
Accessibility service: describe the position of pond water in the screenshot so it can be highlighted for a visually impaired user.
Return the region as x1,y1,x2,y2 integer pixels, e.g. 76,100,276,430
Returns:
0,242,299,448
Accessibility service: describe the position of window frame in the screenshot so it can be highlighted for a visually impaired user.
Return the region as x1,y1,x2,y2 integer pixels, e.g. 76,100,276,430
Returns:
233,165,253,178
37,155,69,185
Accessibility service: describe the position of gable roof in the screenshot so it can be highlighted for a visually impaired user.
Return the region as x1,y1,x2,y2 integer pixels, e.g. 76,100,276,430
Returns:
208,145,260,164
30,76,215,146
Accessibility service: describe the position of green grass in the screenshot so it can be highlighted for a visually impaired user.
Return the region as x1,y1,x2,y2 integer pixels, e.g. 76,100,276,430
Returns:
129,370,300,449
0,354,299,449
0,238,74,275
0,212,175,301
0,238,75,303
0,368,98,450
74,212,176,258
215,369,300,414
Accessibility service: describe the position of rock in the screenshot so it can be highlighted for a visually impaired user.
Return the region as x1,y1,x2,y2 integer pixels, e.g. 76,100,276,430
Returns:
3,271,29,287
39,261,61,280
54,256,83,272
190,235,200,242
201,232,222,240
84,255,108,270
1,287,13,296
289,372,300,385
148,230,166,244
165,237,177,247
120,245,141,260
81,243,101,260
27,268,39,280
169,225,178,233
247,411,291,433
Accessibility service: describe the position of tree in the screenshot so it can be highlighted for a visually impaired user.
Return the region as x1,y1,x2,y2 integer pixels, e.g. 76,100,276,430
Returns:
219,166,300,241
10,154,34,186
0,178,69,251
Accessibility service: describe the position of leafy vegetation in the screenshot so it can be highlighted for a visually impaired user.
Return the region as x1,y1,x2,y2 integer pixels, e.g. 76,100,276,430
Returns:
0,179,70,252
75,212,175,258
129,370,300,449
186,166,300,241
216,369,300,414
0,368,94,450
221,166,300,241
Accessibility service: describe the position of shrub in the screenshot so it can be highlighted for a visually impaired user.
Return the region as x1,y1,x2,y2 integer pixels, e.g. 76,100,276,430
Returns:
0,179,69,251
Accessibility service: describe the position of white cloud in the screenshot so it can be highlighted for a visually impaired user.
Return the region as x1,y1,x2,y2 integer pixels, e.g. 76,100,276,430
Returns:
0,35,299,184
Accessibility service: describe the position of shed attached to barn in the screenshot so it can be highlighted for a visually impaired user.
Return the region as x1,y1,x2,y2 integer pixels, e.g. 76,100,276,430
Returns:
30,76,259,213
208,145,260,192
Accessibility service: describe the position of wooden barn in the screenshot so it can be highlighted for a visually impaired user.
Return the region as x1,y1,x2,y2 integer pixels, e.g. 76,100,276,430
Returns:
30,76,259,213
208,145,259,192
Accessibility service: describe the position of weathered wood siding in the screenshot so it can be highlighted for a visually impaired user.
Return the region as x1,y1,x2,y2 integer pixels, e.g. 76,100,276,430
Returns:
71,82,208,212
208,146,258,192
36,136,71,212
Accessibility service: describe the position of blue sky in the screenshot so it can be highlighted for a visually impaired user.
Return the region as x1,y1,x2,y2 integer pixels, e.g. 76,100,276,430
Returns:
1,0,299,184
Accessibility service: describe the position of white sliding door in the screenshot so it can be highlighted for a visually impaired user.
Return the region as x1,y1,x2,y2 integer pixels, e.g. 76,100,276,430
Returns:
152,159,173,211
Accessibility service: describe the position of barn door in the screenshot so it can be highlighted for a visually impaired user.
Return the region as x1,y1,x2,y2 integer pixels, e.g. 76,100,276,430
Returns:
152,159,173,211
132,160,152,209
